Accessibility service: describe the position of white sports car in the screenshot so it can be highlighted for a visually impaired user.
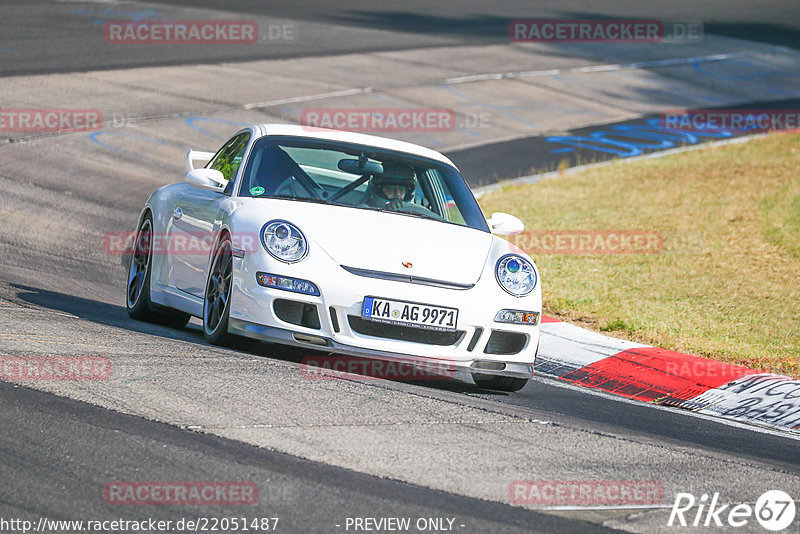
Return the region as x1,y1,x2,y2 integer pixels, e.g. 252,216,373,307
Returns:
126,124,541,391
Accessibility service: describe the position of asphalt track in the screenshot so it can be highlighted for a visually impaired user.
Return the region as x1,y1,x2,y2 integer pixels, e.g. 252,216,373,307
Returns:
1,0,799,76
1,1,800,533
448,97,800,186
0,380,610,534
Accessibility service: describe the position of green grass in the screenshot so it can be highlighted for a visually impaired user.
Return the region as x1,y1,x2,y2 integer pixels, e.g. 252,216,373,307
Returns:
479,133,800,377
762,172,800,260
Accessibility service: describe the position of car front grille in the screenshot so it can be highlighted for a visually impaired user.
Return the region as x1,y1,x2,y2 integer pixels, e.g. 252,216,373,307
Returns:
347,316,465,346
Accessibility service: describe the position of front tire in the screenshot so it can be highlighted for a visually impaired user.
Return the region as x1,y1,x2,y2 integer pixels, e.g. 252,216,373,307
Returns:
471,373,529,392
203,235,234,346
126,214,190,328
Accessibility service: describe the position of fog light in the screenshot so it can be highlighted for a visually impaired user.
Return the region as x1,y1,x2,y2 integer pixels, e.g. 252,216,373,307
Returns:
257,272,320,296
494,309,540,325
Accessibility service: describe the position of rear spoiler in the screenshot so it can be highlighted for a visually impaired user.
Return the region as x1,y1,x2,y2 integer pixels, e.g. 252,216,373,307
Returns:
184,149,215,173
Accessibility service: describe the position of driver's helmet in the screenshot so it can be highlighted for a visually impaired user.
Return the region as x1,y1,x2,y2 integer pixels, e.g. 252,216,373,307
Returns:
367,161,417,204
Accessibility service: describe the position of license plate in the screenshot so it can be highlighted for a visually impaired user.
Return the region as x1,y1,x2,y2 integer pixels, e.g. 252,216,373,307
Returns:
361,296,458,332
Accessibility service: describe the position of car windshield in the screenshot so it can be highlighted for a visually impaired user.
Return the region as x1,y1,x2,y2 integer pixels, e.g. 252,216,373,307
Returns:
238,136,489,232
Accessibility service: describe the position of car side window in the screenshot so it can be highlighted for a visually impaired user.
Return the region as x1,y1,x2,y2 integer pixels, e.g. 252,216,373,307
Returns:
424,169,467,225
208,133,250,194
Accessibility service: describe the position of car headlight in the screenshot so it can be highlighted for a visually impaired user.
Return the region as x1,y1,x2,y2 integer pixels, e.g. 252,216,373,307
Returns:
261,221,308,263
495,309,540,325
257,272,319,296
495,254,537,296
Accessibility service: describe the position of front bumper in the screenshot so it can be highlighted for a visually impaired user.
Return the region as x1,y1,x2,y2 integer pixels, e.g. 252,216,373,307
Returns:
228,244,541,380
229,318,535,380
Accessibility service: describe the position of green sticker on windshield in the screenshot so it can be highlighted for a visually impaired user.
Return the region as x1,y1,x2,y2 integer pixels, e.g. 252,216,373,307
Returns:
250,186,265,196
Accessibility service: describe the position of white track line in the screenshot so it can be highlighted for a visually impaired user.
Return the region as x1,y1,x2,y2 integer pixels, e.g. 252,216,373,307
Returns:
444,52,750,84
243,87,374,110
242,52,753,111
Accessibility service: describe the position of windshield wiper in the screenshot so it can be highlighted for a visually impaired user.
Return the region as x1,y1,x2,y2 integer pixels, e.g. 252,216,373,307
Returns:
377,208,439,222
268,195,332,205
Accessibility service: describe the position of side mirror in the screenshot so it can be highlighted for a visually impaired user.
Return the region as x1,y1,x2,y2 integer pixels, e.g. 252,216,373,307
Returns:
487,212,524,236
185,149,215,172
186,168,227,192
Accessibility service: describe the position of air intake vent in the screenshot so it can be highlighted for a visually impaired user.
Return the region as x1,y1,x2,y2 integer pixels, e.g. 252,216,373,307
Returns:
273,299,321,330
484,331,527,355
348,316,464,346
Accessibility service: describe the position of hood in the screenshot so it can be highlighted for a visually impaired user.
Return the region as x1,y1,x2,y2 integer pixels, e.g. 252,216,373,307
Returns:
250,199,493,286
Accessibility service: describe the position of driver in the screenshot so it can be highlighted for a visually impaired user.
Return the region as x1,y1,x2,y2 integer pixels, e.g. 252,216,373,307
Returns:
364,161,417,211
